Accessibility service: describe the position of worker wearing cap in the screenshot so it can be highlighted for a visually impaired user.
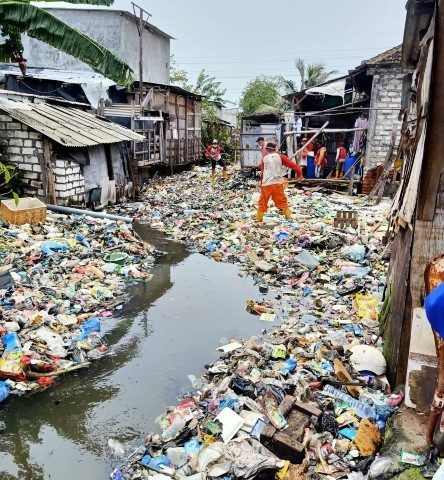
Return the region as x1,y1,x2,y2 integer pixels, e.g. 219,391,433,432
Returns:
256,137,268,159
205,139,228,182
256,142,302,222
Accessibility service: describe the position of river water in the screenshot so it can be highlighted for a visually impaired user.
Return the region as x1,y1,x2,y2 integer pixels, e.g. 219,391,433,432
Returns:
0,224,267,480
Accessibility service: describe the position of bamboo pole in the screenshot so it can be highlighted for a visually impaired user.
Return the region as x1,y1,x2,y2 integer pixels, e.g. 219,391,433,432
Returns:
291,121,329,159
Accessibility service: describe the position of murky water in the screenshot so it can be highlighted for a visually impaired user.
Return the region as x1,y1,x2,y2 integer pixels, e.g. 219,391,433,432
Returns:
0,224,267,480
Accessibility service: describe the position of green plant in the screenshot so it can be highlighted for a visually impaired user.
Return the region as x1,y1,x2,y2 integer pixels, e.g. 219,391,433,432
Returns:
0,0,134,87
239,76,284,117
202,123,237,164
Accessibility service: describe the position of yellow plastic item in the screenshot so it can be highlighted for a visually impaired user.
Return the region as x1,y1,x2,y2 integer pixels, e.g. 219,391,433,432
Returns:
276,460,290,480
203,434,216,444
355,294,379,319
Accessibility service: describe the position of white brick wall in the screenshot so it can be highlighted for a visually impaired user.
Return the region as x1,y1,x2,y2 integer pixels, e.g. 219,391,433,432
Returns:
1,117,86,204
365,68,409,170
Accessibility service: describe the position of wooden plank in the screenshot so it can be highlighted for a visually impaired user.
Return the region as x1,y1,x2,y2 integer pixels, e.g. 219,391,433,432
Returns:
384,225,414,386
43,138,57,205
417,1,444,220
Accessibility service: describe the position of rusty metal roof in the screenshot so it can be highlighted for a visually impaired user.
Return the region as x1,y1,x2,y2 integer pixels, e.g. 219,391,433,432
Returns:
0,96,144,147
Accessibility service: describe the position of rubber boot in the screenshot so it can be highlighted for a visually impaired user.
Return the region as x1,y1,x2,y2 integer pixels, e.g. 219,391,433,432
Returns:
283,208,292,220
256,210,264,222
222,168,228,180
211,170,216,183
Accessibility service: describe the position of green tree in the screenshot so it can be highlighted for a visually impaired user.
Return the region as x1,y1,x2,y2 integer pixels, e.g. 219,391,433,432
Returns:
169,54,190,89
239,76,283,116
295,58,338,90
0,0,134,86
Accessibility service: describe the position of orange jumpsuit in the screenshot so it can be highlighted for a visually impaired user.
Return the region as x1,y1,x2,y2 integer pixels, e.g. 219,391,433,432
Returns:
258,153,301,215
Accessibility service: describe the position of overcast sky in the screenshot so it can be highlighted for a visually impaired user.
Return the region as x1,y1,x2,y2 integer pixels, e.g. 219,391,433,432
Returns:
110,0,407,104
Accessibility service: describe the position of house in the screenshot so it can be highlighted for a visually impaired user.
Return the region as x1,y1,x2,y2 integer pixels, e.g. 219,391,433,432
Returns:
0,91,143,206
22,7,172,85
283,47,411,184
103,82,203,181
350,46,411,171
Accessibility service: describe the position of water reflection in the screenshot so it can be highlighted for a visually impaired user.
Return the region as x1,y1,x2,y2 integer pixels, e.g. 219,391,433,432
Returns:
0,224,266,480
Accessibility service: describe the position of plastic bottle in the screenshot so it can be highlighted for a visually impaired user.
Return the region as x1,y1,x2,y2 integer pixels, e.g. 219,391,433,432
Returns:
161,417,187,441
322,385,378,419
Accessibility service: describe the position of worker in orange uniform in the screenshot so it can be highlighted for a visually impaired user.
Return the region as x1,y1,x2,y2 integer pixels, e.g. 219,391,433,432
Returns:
205,139,228,182
315,144,327,178
256,142,302,222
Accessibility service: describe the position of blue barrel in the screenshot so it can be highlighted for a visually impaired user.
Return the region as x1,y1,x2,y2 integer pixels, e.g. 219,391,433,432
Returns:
306,156,316,178
344,155,360,179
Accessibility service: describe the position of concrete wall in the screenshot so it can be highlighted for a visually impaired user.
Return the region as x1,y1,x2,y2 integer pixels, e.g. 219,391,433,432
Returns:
22,9,170,85
0,115,85,205
120,15,170,84
365,68,408,169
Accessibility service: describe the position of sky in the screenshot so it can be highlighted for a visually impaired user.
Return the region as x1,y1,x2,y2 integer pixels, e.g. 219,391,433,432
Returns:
110,0,407,104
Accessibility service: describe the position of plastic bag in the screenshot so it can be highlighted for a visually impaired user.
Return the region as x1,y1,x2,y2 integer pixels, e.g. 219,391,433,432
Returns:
355,294,379,319
78,318,101,340
41,241,68,255
0,380,10,402
295,250,319,270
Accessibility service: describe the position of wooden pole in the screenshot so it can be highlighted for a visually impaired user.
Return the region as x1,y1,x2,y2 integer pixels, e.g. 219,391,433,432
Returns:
348,166,355,195
291,121,329,159
43,138,56,205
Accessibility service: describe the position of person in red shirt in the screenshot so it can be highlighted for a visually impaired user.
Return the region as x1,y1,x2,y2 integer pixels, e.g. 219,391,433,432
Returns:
205,139,227,181
315,144,327,178
335,141,348,178
256,142,302,222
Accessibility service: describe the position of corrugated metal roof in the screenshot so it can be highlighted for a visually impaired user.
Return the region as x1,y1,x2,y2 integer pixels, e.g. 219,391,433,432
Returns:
0,97,144,147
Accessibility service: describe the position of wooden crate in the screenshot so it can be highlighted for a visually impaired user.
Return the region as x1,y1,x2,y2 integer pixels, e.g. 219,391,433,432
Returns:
0,197,46,225
334,210,358,229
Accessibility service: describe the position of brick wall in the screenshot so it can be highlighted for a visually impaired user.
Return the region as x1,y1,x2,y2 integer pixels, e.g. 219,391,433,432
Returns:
0,113,45,196
53,159,85,205
0,114,86,205
365,68,408,170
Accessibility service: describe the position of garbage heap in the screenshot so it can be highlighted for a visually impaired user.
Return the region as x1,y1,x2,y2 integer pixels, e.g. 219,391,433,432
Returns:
0,213,155,402
111,168,402,480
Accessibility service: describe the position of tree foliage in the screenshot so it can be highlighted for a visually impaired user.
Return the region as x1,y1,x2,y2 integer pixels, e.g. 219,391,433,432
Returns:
239,76,283,116
0,0,134,87
295,58,338,90
169,54,191,89
169,57,228,120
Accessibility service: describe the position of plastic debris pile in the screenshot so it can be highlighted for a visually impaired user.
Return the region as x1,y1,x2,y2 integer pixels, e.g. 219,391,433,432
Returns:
0,213,155,401
111,168,401,479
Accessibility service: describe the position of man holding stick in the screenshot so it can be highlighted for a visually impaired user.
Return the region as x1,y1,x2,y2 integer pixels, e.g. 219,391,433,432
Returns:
256,142,302,222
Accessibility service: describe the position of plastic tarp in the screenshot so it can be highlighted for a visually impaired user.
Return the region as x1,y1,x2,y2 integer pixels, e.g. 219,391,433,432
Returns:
306,78,346,98
83,145,109,193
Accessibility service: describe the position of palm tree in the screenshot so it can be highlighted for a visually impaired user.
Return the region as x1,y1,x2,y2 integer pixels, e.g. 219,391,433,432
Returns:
0,0,134,86
295,58,338,90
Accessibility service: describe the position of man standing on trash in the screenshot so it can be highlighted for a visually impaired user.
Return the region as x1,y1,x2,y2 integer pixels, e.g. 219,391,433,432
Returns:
205,139,228,182
256,142,302,222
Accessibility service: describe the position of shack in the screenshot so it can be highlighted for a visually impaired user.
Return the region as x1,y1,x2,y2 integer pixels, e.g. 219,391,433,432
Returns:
240,108,281,169
103,82,203,182
0,91,143,206
284,46,410,187
0,67,204,178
